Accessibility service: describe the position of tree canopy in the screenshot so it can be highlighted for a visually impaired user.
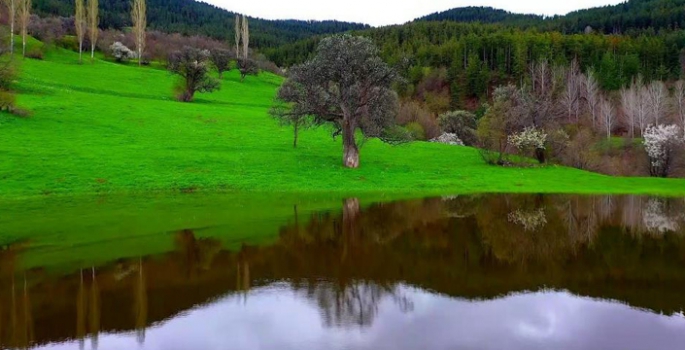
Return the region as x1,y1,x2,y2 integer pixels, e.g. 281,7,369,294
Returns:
272,35,400,168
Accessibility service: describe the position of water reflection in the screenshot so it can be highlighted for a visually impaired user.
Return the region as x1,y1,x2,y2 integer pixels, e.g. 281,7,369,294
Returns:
2,194,685,349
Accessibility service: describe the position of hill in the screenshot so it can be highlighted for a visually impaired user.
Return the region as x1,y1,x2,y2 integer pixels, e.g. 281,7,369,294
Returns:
417,0,685,34
416,6,543,26
32,0,369,48
2,41,685,199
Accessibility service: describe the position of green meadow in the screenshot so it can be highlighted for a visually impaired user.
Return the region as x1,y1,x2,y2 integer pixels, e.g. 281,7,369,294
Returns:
2,43,685,200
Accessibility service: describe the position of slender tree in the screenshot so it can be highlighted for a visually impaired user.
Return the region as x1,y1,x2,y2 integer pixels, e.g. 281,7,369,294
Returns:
18,0,30,57
234,15,241,59
87,0,98,61
647,81,666,126
561,61,581,123
599,96,615,140
673,80,685,138
241,15,249,60
584,70,600,129
75,0,86,63
3,0,16,55
131,0,146,66
620,86,637,138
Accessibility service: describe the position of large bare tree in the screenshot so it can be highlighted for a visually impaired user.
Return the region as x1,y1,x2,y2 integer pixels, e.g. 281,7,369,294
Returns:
271,35,400,168
3,0,16,54
87,0,98,61
75,0,86,63
131,0,146,65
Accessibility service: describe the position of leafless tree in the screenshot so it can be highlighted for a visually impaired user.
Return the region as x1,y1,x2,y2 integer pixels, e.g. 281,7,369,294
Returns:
3,0,16,54
561,61,582,123
584,70,600,129
524,60,561,128
637,83,650,135
621,86,637,138
75,0,86,63
674,80,685,138
18,0,30,57
599,96,615,140
647,80,667,126
87,0,98,61
131,0,146,65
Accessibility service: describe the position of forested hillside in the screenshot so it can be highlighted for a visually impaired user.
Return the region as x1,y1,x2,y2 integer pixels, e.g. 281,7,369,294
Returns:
32,0,368,48
267,20,683,95
418,0,685,34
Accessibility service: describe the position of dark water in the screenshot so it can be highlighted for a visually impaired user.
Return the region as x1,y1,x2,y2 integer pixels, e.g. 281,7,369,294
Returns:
3,195,685,350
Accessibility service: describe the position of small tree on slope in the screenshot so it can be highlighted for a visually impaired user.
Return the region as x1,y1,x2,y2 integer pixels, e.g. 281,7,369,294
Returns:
168,47,220,102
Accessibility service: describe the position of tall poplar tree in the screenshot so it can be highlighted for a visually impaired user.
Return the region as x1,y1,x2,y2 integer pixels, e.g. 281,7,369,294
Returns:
131,0,146,65
18,0,30,57
75,0,86,63
88,0,99,61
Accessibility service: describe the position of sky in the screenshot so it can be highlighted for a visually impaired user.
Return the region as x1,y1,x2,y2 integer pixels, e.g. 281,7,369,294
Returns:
201,0,626,27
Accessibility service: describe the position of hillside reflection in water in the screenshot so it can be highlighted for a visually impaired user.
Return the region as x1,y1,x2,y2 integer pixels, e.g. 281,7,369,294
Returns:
2,194,685,350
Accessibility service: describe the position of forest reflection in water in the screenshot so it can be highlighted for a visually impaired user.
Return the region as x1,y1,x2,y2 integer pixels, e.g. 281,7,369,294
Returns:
1,194,685,349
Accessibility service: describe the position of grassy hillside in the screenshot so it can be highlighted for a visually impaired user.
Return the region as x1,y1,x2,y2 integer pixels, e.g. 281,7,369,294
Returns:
2,45,685,199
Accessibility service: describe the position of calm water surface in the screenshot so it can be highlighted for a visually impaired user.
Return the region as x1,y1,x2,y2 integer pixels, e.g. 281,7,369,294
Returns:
3,194,685,350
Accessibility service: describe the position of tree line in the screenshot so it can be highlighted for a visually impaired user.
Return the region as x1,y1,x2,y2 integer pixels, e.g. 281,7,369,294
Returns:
418,0,685,36
31,0,368,48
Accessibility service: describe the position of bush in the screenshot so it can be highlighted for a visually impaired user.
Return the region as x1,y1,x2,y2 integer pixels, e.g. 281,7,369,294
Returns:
406,122,426,141
26,48,44,60
397,101,440,139
438,110,478,146
56,36,79,52
0,90,16,112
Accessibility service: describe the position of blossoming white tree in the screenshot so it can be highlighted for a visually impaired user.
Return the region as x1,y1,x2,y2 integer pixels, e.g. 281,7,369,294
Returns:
643,124,683,177
508,126,548,163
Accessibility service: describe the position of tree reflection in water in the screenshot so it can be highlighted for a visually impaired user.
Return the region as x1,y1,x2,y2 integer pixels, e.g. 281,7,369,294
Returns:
0,195,684,348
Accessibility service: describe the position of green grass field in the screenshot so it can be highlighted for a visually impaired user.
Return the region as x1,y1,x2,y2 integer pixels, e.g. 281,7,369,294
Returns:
1,43,685,200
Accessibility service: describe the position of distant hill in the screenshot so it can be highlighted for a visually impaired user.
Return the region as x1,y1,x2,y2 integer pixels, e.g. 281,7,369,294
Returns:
32,0,369,48
417,0,685,34
416,6,543,27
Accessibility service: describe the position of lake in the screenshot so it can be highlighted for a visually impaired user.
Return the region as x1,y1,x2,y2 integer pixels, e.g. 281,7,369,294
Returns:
1,194,685,350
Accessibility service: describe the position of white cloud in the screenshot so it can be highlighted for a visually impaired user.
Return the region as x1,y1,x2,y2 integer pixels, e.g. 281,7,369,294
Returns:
200,0,626,27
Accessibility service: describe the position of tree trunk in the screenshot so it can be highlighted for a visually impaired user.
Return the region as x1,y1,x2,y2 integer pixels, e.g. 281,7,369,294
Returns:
342,118,359,168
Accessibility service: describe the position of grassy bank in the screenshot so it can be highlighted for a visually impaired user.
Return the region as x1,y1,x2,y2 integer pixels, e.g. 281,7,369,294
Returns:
2,45,685,199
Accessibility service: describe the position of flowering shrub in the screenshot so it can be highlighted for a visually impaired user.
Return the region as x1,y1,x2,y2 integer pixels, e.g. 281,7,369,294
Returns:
430,133,464,146
508,127,547,150
110,42,136,62
643,124,683,177
508,126,548,164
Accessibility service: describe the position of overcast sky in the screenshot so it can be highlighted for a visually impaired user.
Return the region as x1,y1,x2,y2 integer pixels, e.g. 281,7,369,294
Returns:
201,0,626,27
